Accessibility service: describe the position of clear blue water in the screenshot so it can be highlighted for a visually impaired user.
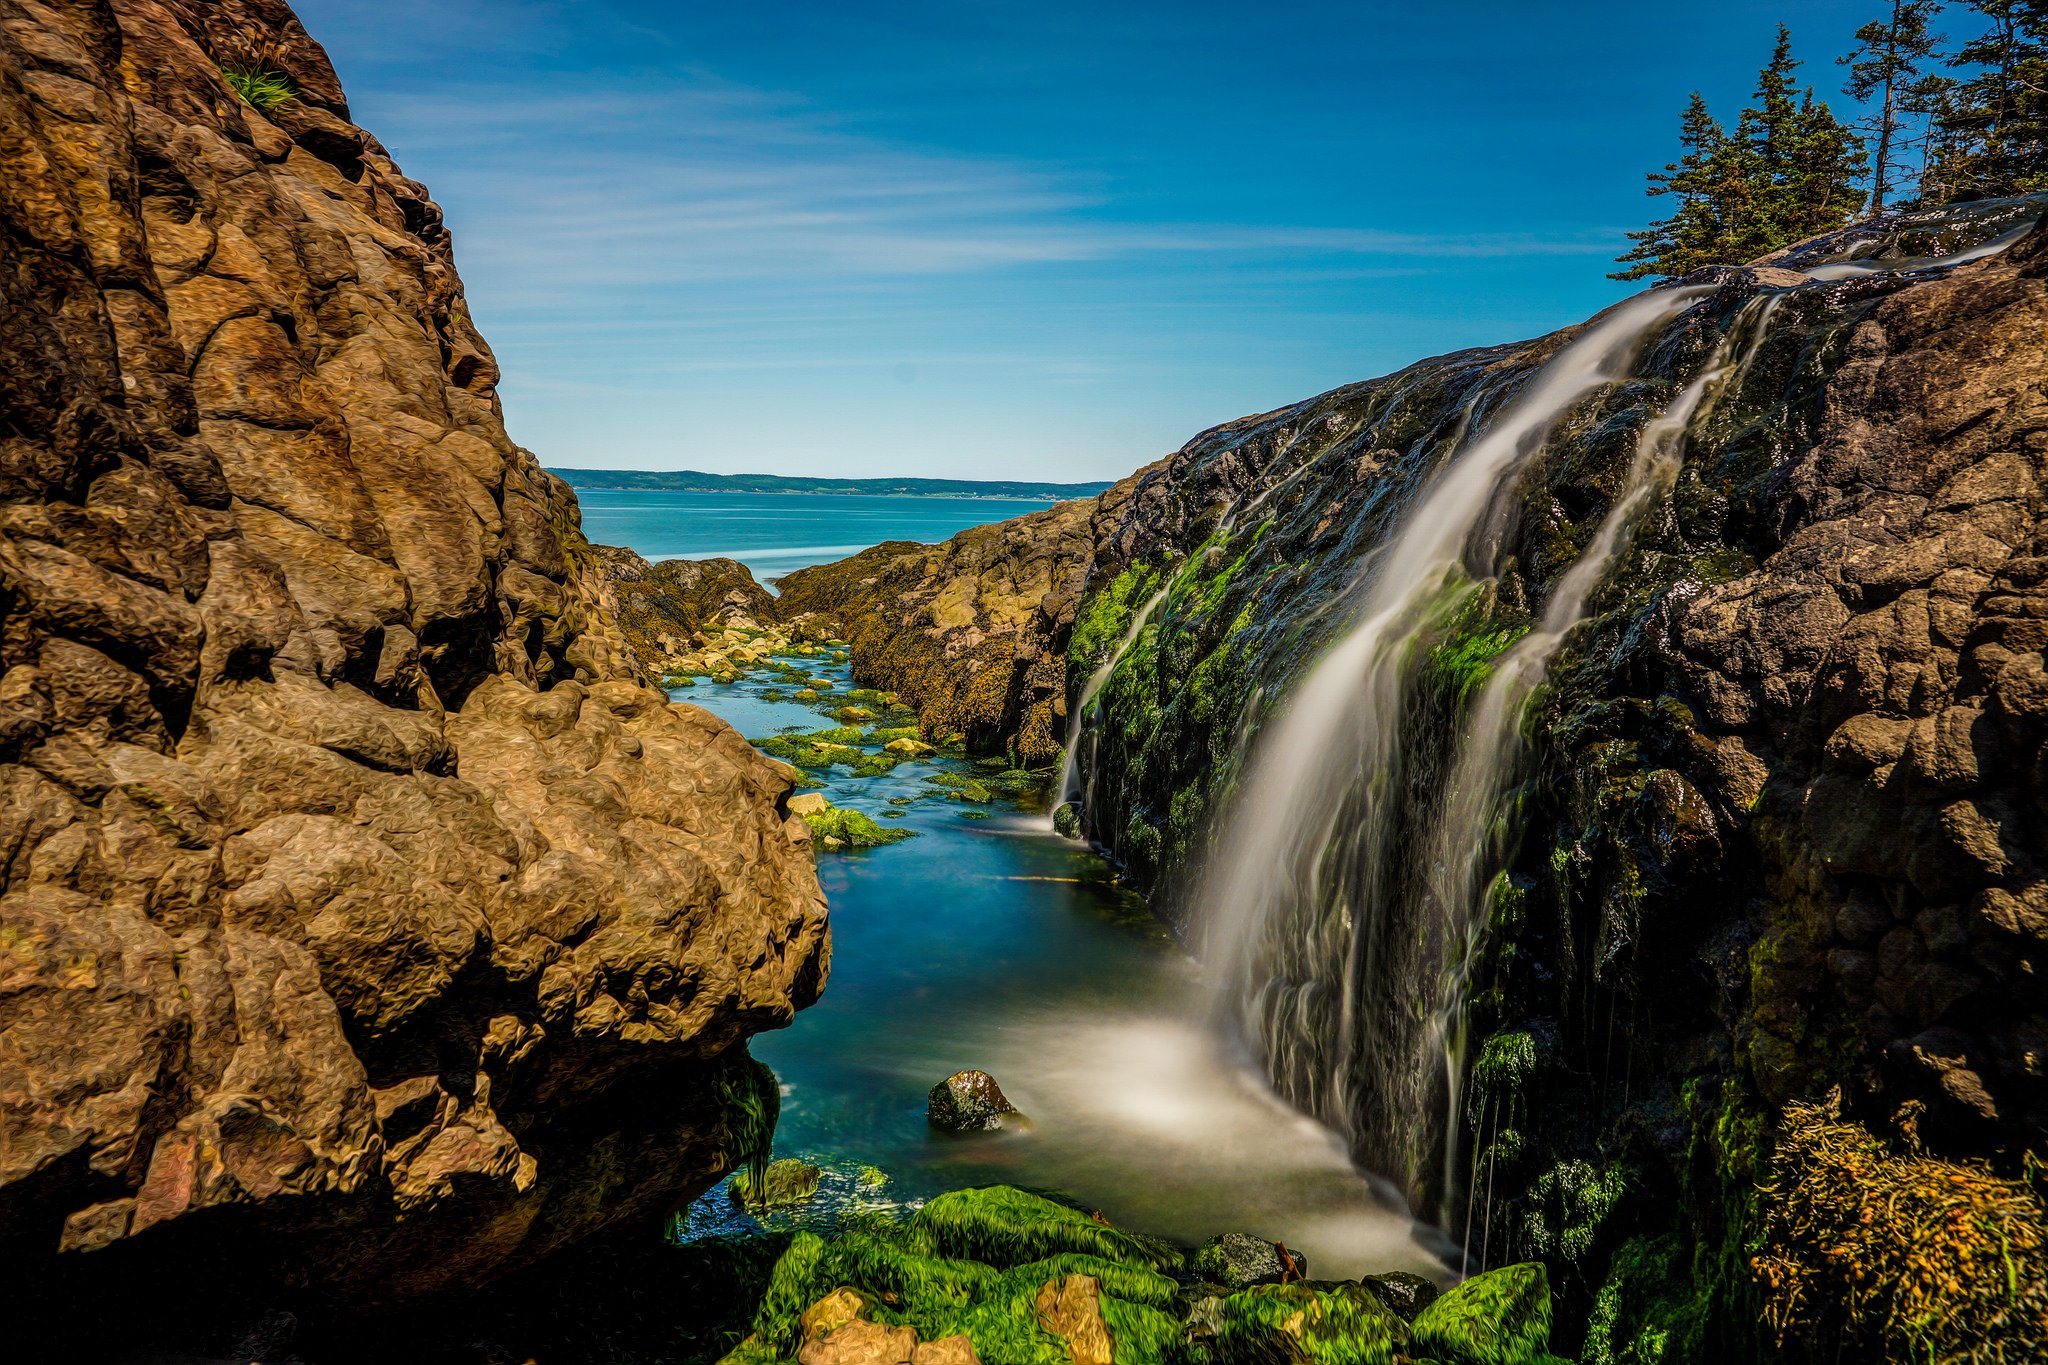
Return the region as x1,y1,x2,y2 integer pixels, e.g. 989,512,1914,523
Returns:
571,489,1064,582
670,660,1452,1279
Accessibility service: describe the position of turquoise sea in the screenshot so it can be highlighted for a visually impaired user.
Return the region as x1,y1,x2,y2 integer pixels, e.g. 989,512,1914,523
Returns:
572,488,1064,582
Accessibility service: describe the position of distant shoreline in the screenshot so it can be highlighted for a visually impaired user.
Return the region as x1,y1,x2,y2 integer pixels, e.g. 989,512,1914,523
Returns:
549,467,1113,501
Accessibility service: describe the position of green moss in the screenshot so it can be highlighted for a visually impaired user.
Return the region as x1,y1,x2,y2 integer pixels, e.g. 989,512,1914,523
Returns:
1409,1262,1553,1365
1581,1235,1706,1365
1471,1032,1537,1102
714,1053,781,1207
925,773,995,803
1217,1282,1408,1365
801,805,918,849
869,727,921,743
915,1187,1181,1274
1519,1160,1627,1262
731,1187,1183,1365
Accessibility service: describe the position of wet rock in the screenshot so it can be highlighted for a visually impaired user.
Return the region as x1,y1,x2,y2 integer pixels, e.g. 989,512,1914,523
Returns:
789,792,833,817
731,1159,824,1211
1053,802,1082,839
1192,1232,1309,1289
1359,1270,1441,1321
886,737,937,757
927,1070,1025,1132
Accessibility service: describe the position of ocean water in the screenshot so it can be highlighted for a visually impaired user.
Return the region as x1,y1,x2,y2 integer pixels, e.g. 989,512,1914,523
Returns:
571,488,1063,582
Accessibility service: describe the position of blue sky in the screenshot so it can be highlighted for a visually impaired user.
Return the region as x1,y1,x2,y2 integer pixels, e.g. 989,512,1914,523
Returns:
296,0,1914,481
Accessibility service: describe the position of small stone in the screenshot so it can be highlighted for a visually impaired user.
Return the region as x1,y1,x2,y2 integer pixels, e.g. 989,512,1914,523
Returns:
1192,1232,1308,1289
788,792,831,817
928,1069,1024,1132
886,738,936,756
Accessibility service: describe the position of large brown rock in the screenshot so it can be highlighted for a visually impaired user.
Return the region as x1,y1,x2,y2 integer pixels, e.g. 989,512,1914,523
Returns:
0,0,826,1322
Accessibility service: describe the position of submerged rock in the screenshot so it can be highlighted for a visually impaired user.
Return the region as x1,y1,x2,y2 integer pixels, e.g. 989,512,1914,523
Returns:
927,1070,1026,1132
1193,1232,1310,1289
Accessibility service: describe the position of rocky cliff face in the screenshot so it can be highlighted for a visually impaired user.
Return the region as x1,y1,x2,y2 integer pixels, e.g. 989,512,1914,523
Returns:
0,0,826,1332
796,198,2048,1360
598,547,781,680
775,480,1151,763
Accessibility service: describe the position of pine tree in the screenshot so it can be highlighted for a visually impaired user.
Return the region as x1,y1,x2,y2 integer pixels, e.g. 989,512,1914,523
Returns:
1612,92,1738,280
1925,0,2048,198
1616,30,1865,281
1839,0,1945,211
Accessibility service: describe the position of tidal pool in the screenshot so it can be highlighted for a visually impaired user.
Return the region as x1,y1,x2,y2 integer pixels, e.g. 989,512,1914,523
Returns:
674,657,1454,1281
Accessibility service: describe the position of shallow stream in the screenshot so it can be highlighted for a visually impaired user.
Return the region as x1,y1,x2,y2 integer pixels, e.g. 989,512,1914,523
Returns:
671,656,1454,1281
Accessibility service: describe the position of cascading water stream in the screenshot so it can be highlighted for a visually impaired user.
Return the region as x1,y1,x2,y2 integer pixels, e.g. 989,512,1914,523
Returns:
1420,294,1785,1252
1195,285,1711,1181
1053,586,1172,826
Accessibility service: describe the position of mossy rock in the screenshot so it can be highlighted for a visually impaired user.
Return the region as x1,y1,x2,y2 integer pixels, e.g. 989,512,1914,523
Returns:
733,1189,1182,1365
835,705,877,723
1192,1232,1308,1289
1052,802,1081,838
914,1186,1182,1274
1408,1261,1552,1365
731,1159,824,1211
795,689,821,701
800,804,918,850
1216,1281,1407,1364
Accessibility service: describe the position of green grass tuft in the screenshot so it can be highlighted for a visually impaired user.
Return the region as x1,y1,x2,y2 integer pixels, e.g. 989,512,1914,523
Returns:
220,62,296,111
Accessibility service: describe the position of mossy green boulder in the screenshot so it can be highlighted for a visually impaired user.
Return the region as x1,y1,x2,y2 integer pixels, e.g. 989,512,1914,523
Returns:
1409,1261,1553,1365
723,1185,1182,1365
1216,1281,1407,1364
799,803,918,850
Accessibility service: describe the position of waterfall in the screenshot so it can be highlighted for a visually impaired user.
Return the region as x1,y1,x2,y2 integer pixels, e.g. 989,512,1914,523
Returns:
1053,586,1172,829
1195,283,1712,1211
1422,294,1783,1241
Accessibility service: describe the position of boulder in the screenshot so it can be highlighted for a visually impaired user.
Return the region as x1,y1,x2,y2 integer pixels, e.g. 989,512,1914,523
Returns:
1360,1270,1440,1321
1408,1261,1552,1365
1215,1281,1407,1364
789,792,833,817
928,1070,1026,1132
1052,802,1082,839
1193,1232,1309,1289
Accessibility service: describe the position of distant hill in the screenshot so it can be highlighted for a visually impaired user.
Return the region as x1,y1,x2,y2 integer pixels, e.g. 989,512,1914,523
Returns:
550,467,1113,500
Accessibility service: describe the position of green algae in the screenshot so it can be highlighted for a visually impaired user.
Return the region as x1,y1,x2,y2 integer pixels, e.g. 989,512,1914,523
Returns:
731,1159,824,1212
